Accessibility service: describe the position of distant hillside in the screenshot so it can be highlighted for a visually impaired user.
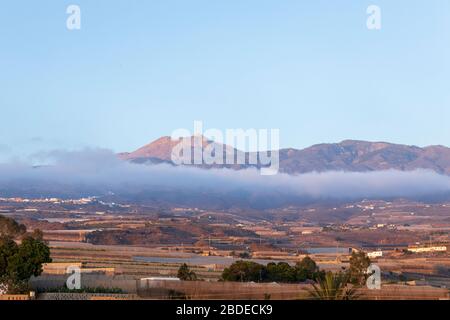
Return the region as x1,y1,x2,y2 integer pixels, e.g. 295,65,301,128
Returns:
119,137,450,175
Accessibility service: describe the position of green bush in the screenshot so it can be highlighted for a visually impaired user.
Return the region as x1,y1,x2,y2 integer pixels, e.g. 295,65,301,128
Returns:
221,257,323,283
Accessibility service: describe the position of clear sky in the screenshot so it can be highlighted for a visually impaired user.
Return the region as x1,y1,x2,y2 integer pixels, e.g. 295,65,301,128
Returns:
1,0,449,158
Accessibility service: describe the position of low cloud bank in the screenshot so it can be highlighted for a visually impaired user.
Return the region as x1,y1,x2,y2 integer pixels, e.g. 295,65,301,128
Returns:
1,148,450,200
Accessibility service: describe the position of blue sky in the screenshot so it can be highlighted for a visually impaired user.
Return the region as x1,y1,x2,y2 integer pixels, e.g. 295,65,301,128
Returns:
0,0,449,158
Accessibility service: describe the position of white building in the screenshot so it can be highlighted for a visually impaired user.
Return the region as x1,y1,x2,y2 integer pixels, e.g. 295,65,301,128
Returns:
367,251,383,259
140,277,180,281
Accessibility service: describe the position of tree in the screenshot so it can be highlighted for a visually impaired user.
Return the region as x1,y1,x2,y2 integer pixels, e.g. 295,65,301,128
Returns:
0,218,52,294
221,258,324,284
308,271,360,300
0,236,19,276
265,262,278,282
177,263,197,281
266,262,296,283
6,235,52,281
349,252,371,285
0,215,26,238
221,261,265,282
238,251,251,259
295,256,319,281
30,229,44,241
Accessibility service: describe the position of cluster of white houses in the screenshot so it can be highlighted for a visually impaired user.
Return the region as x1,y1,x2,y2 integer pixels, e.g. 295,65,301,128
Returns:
407,246,447,253
354,245,447,259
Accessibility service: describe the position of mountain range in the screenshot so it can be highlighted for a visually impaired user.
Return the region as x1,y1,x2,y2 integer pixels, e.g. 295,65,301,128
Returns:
119,137,450,175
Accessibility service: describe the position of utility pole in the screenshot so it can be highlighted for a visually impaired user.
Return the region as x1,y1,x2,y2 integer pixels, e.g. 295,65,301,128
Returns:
336,240,340,263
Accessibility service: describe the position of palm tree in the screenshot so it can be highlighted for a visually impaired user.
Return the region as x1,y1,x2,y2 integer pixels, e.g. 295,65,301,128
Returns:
307,271,361,300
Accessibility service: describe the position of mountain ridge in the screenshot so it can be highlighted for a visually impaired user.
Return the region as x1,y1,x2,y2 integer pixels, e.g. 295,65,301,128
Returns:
119,137,450,175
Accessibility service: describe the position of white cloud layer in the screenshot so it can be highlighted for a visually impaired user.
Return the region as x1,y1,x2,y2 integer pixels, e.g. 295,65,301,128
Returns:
1,148,450,200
